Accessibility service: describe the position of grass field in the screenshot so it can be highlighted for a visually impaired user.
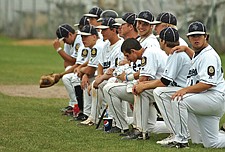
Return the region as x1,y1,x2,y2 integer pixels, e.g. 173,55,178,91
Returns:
0,36,225,152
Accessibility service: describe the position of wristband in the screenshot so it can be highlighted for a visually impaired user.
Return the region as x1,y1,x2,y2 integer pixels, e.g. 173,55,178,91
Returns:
56,47,62,52
125,74,128,81
126,74,134,81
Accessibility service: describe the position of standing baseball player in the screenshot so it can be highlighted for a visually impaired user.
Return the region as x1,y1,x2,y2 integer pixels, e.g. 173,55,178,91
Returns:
168,21,225,148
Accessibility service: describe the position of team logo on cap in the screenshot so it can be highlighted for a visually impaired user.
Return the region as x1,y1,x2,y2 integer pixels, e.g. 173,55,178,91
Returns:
75,43,80,52
81,49,88,57
91,48,97,57
192,24,199,30
142,12,149,18
207,66,215,78
141,57,147,66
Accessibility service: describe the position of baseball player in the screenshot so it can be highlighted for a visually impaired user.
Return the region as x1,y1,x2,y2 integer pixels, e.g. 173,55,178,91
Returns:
167,21,225,148
135,10,160,48
153,12,187,46
83,6,103,40
99,12,139,131
103,37,167,136
53,23,84,114
150,12,190,145
115,12,139,40
132,27,191,142
75,25,106,124
80,17,124,126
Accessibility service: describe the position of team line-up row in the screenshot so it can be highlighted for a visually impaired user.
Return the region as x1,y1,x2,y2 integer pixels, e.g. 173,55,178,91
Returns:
48,7,225,149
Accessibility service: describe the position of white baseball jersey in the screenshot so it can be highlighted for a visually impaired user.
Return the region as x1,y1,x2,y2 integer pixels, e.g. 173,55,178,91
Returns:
162,52,191,87
179,37,188,46
99,39,124,73
88,39,106,68
187,45,225,92
75,45,90,65
139,47,167,79
137,34,160,49
134,34,161,73
65,34,83,58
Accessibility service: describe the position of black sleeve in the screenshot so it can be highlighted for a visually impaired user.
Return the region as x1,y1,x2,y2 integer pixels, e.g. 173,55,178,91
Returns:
160,77,172,86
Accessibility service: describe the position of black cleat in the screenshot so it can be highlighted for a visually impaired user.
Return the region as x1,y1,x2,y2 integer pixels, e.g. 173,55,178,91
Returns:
74,113,88,121
164,141,189,148
121,129,141,140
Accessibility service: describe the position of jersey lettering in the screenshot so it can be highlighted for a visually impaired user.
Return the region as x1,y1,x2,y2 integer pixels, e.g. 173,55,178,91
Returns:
103,61,111,69
187,68,198,78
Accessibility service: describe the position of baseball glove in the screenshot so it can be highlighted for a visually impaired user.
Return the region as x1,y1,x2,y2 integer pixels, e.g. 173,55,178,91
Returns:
39,73,61,88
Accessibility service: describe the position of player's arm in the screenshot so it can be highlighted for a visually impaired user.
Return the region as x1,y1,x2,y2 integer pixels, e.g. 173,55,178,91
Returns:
53,39,76,66
171,45,194,59
58,64,80,77
171,82,213,100
80,65,96,90
80,66,96,77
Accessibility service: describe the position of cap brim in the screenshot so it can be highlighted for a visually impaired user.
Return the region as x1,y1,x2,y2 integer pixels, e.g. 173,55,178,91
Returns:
151,21,161,25
135,18,155,25
83,13,98,18
58,37,64,42
186,31,206,36
95,25,109,29
97,18,103,22
115,18,127,24
79,32,92,36
113,22,122,26
74,23,79,27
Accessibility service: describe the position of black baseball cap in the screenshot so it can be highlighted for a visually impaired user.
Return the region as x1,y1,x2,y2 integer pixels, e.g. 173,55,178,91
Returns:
187,21,206,36
79,25,98,36
74,16,89,27
152,12,177,26
159,27,179,42
84,7,103,18
135,10,154,24
56,24,74,40
97,10,118,22
115,12,137,25
96,17,116,29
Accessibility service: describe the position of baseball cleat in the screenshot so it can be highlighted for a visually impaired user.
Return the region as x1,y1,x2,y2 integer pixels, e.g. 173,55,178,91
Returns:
163,141,189,148
156,134,175,145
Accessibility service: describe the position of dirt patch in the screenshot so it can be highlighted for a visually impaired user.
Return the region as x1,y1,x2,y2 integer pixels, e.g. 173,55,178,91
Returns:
12,39,54,46
0,85,68,99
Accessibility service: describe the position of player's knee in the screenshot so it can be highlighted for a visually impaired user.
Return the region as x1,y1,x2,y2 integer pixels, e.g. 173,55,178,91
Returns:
203,140,218,148
153,87,164,96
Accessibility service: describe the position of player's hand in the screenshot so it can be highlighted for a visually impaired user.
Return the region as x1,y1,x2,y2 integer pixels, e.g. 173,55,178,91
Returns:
93,76,103,89
81,74,89,90
132,82,145,95
119,59,130,66
171,88,187,101
171,46,187,54
117,72,126,81
87,84,92,96
106,68,114,75
53,39,61,51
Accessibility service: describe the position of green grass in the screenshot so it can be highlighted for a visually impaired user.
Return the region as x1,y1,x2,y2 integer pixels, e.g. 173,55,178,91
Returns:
0,36,225,151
